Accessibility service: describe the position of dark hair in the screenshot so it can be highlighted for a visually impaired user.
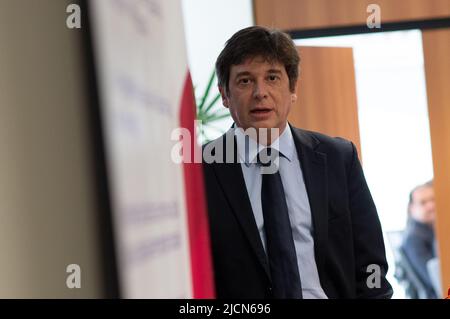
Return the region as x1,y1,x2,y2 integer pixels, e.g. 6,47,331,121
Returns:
215,26,300,94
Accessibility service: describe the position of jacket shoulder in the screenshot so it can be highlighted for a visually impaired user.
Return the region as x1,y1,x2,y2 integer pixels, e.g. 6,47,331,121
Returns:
291,126,355,155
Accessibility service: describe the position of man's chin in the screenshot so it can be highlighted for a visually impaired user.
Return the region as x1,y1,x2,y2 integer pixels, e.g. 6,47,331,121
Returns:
238,121,285,144
245,119,279,130
250,122,287,134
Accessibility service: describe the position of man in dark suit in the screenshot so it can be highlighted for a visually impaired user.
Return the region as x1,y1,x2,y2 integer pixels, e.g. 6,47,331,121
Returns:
401,181,438,298
202,26,392,299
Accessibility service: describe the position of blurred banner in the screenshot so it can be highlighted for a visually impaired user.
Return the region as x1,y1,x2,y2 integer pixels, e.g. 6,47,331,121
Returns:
89,0,214,298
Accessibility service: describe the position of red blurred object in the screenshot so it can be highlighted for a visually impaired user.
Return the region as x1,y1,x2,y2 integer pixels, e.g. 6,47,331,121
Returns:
180,72,215,298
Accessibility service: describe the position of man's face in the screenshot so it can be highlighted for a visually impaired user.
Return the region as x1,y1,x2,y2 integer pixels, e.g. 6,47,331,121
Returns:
410,186,436,225
219,56,297,135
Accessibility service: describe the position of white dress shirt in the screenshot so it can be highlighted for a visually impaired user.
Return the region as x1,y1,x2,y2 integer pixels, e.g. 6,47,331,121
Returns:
234,125,328,299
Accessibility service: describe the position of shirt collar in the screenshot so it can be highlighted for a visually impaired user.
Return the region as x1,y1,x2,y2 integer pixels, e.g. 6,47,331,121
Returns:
234,123,296,167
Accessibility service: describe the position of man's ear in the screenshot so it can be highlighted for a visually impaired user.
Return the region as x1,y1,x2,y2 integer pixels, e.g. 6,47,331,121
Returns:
218,86,229,108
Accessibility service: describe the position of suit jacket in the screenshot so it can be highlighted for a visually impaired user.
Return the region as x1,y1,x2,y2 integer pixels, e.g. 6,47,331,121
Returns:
401,219,437,298
202,125,393,299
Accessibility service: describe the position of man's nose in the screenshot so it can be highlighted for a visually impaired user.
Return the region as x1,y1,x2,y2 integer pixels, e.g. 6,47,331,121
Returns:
253,80,269,100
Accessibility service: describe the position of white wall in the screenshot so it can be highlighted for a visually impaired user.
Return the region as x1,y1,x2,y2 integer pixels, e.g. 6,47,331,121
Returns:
296,30,434,233
296,30,434,299
182,0,254,141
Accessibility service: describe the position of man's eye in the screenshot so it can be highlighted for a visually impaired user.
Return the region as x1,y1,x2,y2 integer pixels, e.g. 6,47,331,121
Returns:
239,78,250,84
268,75,279,81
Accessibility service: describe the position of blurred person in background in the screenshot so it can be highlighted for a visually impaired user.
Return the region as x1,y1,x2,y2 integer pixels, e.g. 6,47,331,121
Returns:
401,181,438,298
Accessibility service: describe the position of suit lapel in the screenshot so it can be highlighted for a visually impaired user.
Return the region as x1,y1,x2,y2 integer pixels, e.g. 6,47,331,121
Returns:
209,126,330,284
211,130,271,280
291,126,329,280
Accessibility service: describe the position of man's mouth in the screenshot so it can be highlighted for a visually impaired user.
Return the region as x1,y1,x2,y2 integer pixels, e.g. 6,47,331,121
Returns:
250,108,272,115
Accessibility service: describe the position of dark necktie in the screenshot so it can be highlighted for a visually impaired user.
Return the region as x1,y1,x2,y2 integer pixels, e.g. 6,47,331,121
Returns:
258,148,303,299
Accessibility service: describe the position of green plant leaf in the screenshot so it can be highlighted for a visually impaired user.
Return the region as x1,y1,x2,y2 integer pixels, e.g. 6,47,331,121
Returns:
198,70,216,111
194,68,231,142
203,111,231,123
202,92,221,114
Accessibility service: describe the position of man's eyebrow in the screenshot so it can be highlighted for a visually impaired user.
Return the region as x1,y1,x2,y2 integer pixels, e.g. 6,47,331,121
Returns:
234,69,282,78
234,71,251,78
